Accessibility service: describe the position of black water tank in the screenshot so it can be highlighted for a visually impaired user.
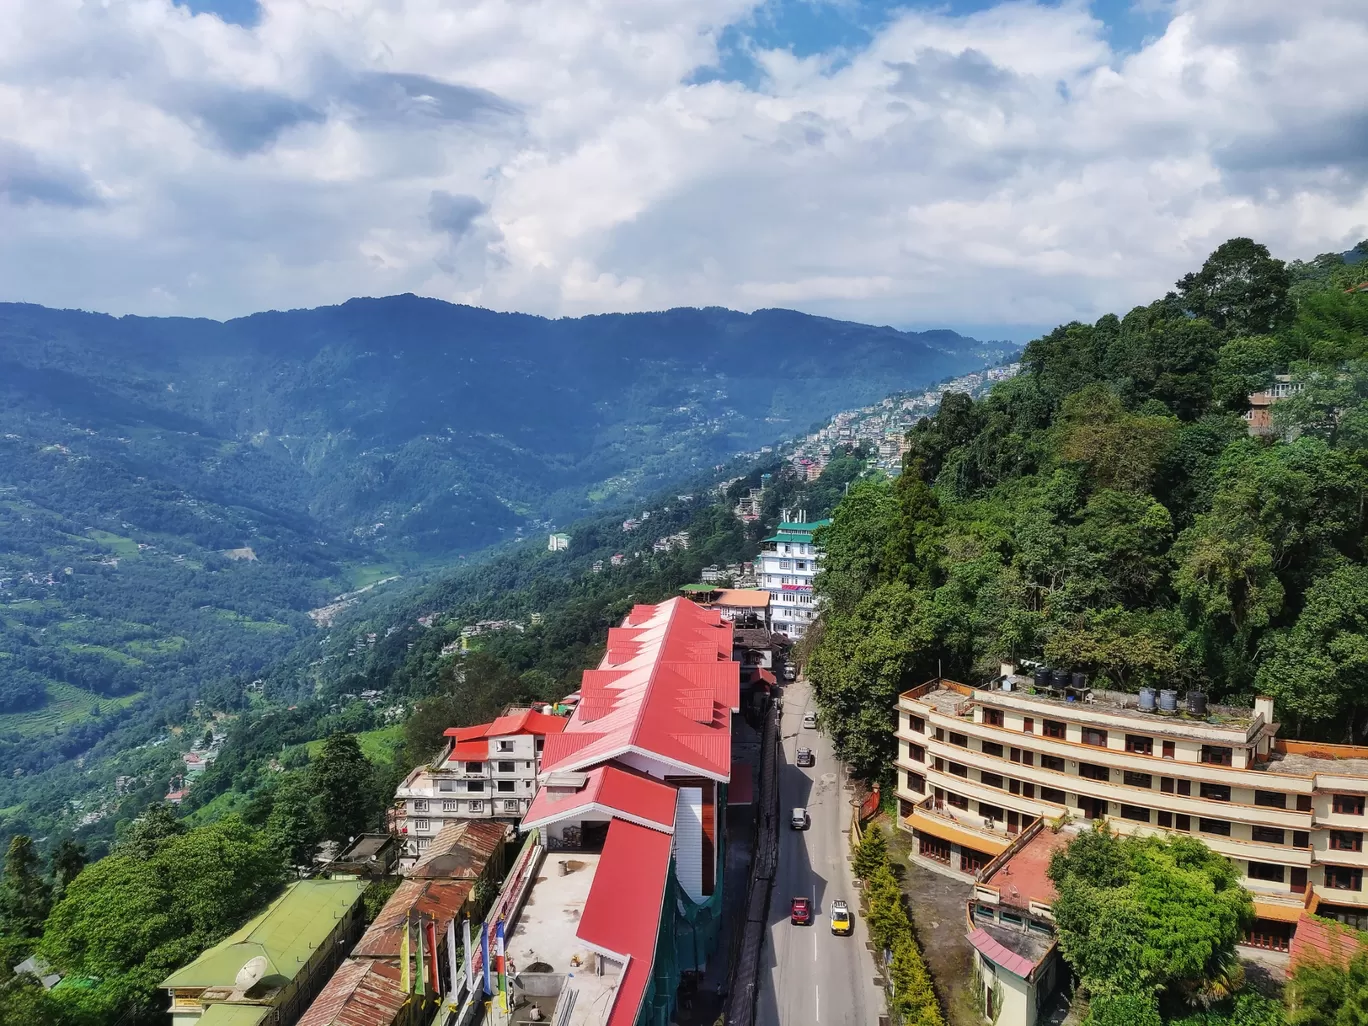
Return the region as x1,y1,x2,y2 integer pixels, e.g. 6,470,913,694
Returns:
1071,671,1087,689
1033,667,1051,689
1052,668,1070,689
1188,691,1208,716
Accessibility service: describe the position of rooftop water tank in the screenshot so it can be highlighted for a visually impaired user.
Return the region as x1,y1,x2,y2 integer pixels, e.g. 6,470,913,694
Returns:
1033,667,1051,689
1159,689,1179,713
1071,671,1087,690
1052,668,1070,689
1188,691,1208,716
1139,688,1157,712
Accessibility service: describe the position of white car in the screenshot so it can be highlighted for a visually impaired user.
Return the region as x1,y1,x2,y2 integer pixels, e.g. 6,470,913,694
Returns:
802,711,818,729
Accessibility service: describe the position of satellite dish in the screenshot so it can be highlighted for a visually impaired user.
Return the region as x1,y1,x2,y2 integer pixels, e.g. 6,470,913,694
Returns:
235,956,269,992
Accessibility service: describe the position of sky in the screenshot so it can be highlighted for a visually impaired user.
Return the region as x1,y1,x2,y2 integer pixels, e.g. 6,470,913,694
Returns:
2,1,1366,340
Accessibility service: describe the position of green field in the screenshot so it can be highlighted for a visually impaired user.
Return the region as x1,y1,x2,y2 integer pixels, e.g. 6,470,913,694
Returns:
86,530,141,558
209,609,293,633
305,723,404,763
0,681,144,738
343,563,403,590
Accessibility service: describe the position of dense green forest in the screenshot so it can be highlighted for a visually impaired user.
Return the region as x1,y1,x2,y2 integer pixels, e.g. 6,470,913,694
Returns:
808,238,1368,779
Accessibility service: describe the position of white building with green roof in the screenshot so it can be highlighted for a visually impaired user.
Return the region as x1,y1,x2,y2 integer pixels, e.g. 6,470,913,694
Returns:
161,879,368,1026
758,515,830,640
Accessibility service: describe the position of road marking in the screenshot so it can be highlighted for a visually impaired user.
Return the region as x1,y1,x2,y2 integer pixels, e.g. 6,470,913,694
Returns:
813,928,818,961
815,985,820,1022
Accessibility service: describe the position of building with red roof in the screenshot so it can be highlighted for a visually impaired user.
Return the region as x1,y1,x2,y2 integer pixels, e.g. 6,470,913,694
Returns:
508,597,740,1026
964,822,1073,1026
393,706,568,862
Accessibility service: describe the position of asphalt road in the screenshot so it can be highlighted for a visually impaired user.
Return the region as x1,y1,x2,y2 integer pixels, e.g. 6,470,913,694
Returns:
755,679,884,1026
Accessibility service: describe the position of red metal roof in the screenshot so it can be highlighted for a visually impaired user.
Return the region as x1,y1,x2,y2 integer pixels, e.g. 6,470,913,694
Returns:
968,927,1040,979
296,956,408,1026
755,668,777,686
444,708,567,740
522,765,677,832
539,598,738,781
450,740,488,761
1290,911,1368,972
576,818,674,1026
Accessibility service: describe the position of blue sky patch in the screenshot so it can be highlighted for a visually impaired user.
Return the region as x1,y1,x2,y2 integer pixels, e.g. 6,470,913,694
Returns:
172,0,260,28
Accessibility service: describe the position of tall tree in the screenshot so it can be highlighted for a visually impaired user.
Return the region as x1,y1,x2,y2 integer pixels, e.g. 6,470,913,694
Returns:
0,836,50,948
1176,237,1294,336
118,803,187,860
265,772,322,869
310,732,376,845
48,840,85,900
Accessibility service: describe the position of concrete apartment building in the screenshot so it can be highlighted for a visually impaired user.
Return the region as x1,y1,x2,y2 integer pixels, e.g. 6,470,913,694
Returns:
756,514,829,640
894,664,1368,955
394,708,567,862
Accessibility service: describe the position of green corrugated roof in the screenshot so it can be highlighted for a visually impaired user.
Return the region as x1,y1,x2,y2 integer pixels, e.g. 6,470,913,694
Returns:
762,533,814,544
160,880,367,991
196,1005,271,1026
776,520,830,531
680,583,719,593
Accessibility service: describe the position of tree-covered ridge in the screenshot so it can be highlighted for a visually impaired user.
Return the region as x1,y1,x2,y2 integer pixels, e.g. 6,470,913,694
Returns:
809,239,1368,777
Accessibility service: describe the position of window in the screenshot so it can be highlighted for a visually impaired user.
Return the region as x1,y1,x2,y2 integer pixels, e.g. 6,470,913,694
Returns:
465,761,484,773
909,714,925,734
498,761,516,773
935,728,945,742
438,779,457,793
982,741,1004,758
1120,805,1151,823
907,743,925,763
947,792,970,810
1079,763,1109,782
414,819,431,831
984,708,1004,728
1162,740,1176,760
1082,728,1108,748
905,772,925,794
497,780,516,793
949,762,969,778
1334,794,1367,816
1022,783,1036,800
1021,750,1034,767
1161,777,1175,794
468,801,485,813
1177,779,1191,797
1254,790,1287,809
979,803,1005,822
1041,787,1066,804
1294,831,1311,849
442,800,459,812
1125,734,1154,756
1199,818,1231,837
1298,795,1314,812
1325,866,1364,891
1124,771,1153,789
504,800,520,813
1157,811,1173,828
1042,754,1065,772
413,799,429,812
974,905,996,923
1200,745,1233,767
779,560,792,570
949,732,968,748
998,911,1023,927
1175,814,1191,832
1043,720,1066,740
1022,717,1034,734
981,772,1005,790
1200,783,1232,802
1248,862,1285,883
920,836,951,865
496,739,514,753
1010,747,1021,763
1252,826,1286,845
1331,831,1364,852
467,780,484,792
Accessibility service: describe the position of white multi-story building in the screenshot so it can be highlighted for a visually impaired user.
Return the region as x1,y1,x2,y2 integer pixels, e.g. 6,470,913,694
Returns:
757,516,829,640
394,707,567,863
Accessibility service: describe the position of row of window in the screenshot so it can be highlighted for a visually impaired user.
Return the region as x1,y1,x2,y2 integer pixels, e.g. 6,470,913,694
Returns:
455,759,534,773
905,717,1368,816
942,712,1238,765
419,779,528,804
410,798,523,824
903,769,1364,854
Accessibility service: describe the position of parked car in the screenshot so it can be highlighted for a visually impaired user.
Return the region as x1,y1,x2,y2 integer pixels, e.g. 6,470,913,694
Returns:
783,665,797,681
802,711,818,729
790,896,812,926
796,747,815,767
829,899,852,936
790,807,809,830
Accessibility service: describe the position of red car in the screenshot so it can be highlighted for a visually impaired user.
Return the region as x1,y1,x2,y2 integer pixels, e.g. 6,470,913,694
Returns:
790,896,812,926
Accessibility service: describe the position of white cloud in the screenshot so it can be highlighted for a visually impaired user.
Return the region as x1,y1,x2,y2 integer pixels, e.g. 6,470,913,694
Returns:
1,0,1366,332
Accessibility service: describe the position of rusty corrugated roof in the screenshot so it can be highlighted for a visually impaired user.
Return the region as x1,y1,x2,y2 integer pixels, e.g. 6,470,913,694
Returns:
295,956,408,1026
410,821,508,880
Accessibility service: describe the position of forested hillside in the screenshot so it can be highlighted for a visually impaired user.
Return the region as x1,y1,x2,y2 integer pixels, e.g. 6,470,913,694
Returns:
808,239,1368,777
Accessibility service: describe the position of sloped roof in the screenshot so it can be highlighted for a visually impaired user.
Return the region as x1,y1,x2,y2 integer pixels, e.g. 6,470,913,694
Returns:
450,740,488,761
539,598,738,781
712,589,770,608
295,955,408,1026
575,818,674,1026
443,708,567,741
352,879,473,959
522,765,677,833
161,880,368,989
197,1006,271,1026
1290,912,1368,971
410,820,508,879
968,927,1038,979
